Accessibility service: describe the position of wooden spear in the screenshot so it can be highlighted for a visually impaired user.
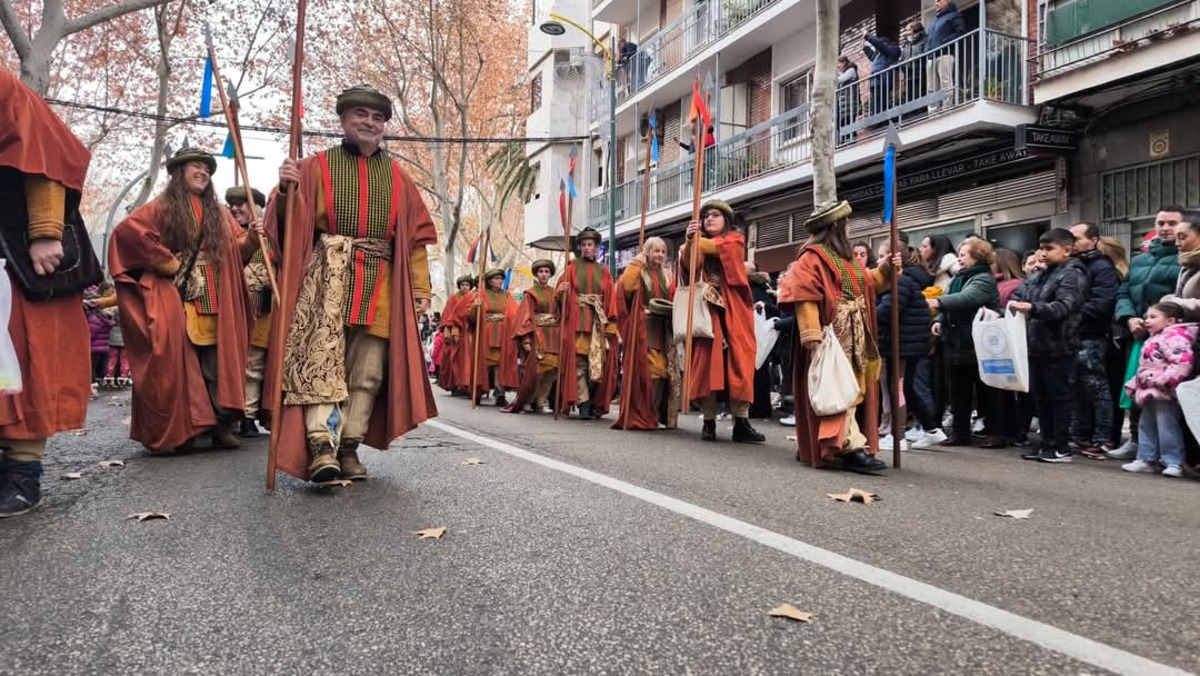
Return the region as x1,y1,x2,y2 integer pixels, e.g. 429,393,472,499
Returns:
265,0,307,492
470,226,492,409
680,75,710,414
203,27,279,302
556,156,577,418
884,125,903,469
617,117,656,426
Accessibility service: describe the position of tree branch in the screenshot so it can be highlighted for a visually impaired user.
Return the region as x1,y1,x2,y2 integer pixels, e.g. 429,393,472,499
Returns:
0,0,32,58
65,0,172,36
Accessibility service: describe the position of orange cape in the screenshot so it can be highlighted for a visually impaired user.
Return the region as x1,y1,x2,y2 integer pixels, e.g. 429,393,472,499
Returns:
108,200,252,451
449,288,519,394
680,232,756,404
502,288,553,413
262,153,438,480
556,261,621,416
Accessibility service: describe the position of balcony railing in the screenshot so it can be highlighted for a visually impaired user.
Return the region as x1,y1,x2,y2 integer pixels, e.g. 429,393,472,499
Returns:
615,0,781,102
590,29,1029,230
1032,0,1200,81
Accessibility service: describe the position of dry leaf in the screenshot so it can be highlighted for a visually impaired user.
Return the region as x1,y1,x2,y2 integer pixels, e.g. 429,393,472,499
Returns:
461,458,484,466
318,479,353,488
62,472,84,480
994,509,1033,520
126,511,169,522
769,604,814,623
99,460,125,469
785,435,797,441
72,429,89,436
122,417,131,427
828,488,879,504
414,527,446,540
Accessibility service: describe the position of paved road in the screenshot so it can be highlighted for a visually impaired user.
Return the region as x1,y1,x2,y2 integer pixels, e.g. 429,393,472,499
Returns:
1,389,1196,675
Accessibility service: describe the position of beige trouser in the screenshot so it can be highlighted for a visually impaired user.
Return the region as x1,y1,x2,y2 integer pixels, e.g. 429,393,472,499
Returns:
303,329,388,445
1,439,47,462
926,54,956,110
194,345,224,418
533,370,557,408
701,396,749,421
843,406,867,451
575,356,591,403
244,346,267,418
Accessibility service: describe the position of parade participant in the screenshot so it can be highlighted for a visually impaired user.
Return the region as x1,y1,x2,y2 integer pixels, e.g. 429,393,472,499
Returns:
0,70,94,518
265,84,438,483
679,201,763,443
226,186,271,437
779,200,897,473
438,274,475,396
614,237,679,430
463,268,519,406
555,228,620,420
504,259,562,414
109,149,254,454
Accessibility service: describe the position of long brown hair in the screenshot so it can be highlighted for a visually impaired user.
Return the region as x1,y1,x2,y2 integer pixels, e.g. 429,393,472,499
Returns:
800,219,854,261
992,248,1024,280
159,172,228,262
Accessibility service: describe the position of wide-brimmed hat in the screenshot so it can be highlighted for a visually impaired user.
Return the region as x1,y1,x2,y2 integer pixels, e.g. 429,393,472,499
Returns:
576,228,602,244
530,258,556,275
225,186,266,208
455,274,476,288
700,199,735,225
166,148,217,175
648,298,674,318
336,84,393,120
804,200,853,233
484,268,506,281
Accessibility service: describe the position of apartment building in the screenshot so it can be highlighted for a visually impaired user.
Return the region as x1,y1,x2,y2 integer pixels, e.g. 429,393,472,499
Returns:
558,0,1068,272
1031,0,1200,252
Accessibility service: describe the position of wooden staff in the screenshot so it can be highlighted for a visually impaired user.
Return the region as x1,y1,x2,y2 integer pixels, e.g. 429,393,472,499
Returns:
470,227,492,409
884,127,902,469
617,125,655,425
556,175,575,419
204,32,279,302
265,0,308,492
680,98,707,414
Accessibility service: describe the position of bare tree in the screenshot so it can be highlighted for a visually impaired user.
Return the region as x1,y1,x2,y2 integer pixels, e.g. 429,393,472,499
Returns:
811,0,839,206
0,0,171,94
128,0,188,209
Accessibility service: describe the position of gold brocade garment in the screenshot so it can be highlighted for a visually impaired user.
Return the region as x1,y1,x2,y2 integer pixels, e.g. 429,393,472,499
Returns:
577,293,608,382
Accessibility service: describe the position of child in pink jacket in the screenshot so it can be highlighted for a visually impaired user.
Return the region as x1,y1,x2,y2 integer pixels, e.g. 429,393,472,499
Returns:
1122,302,1198,478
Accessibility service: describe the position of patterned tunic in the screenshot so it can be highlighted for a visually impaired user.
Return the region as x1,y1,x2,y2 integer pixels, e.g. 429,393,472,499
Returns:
523,284,560,357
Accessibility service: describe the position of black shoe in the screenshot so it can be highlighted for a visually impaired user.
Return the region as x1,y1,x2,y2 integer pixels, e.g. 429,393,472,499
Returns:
832,450,888,474
0,461,42,519
1037,448,1073,464
1020,446,1045,461
238,418,260,438
495,395,509,408
701,420,717,442
577,401,594,420
732,417,766,444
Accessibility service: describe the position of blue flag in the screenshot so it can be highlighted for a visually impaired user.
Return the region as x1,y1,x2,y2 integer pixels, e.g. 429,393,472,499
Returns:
502,269,513,291
220,132,235,158
882,144,896,225
649,115,659,164
199,56,214,118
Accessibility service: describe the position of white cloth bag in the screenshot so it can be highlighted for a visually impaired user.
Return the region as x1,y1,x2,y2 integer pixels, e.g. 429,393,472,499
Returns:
0,260,22,394
672,282,714,343
754,309,779,370
807,325,859,416
972,306,1029,393
1176,378,1200,441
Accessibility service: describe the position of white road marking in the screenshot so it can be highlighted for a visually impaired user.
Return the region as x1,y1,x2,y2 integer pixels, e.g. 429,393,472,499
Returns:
426,419,1191,676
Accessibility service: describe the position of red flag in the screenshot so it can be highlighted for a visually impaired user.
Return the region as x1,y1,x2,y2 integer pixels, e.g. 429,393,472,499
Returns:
687,77,711,130
558,180,567,229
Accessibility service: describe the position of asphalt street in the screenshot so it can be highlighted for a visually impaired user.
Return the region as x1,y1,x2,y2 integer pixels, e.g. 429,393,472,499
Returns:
1,388,1197,675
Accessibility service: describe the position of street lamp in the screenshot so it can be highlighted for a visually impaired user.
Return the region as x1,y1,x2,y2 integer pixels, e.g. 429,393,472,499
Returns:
538,12,619,275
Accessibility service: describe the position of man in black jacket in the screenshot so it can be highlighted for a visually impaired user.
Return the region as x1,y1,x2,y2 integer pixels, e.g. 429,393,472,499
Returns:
1011,228,1089,463
1068,223,1120,456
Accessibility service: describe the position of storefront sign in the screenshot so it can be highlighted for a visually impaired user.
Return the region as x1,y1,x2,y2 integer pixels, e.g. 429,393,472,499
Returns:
842,147,1035,204
1015,125,1076,153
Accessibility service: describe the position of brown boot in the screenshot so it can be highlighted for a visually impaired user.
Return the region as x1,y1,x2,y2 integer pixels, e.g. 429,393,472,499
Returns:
210,421,240,449
338,443,367,481
307,439,340,483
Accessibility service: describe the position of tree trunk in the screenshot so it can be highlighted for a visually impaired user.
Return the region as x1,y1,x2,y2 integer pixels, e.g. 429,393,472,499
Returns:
130,3,179,208
811,0,839,207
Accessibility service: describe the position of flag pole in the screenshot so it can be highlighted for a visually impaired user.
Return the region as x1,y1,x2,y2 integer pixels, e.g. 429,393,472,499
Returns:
265,0,307,492
203,28,279,302
681,77,708,414
556,168,576,419
470,227,492,409
884,126,902,470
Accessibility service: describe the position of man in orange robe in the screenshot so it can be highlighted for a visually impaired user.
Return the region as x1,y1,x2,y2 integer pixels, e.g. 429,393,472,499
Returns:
556,228,620,420
458,268,519,406
109,148,255,454
503,259,562,414
225,187,271,437
437,274,475,395
0,69,94,518
613,238,677,430
265,85,438,484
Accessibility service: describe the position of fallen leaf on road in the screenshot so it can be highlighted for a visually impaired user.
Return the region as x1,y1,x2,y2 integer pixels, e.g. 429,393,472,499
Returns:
994,509,1033,520
122,417,131,427
461,458,484,466
126,511,169,522
72,429,89,436
828,488,879,504
318,479,353,488
768,604,814,622
785,435,797,441
414,527,446,540
98,460,125,469
62,472,84,480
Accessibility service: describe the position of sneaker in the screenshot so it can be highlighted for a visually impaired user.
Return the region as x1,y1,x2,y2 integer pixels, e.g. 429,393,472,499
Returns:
1037,449,1074,464
1121,459,1158,474
1161,465,1184,478
779,415,795,426
1107,440,1138,460
878,434,909,451
1079,442,1114,460
904,426,924,443
1020,447,1045,461
0,461,42,519
912,428,948,448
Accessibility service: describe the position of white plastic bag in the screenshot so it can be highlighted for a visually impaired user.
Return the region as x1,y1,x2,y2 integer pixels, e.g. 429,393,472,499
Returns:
808,325,859,416
1176,378,1200,441
972,306,1029,393
0,260,22,394
754,309,779,370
